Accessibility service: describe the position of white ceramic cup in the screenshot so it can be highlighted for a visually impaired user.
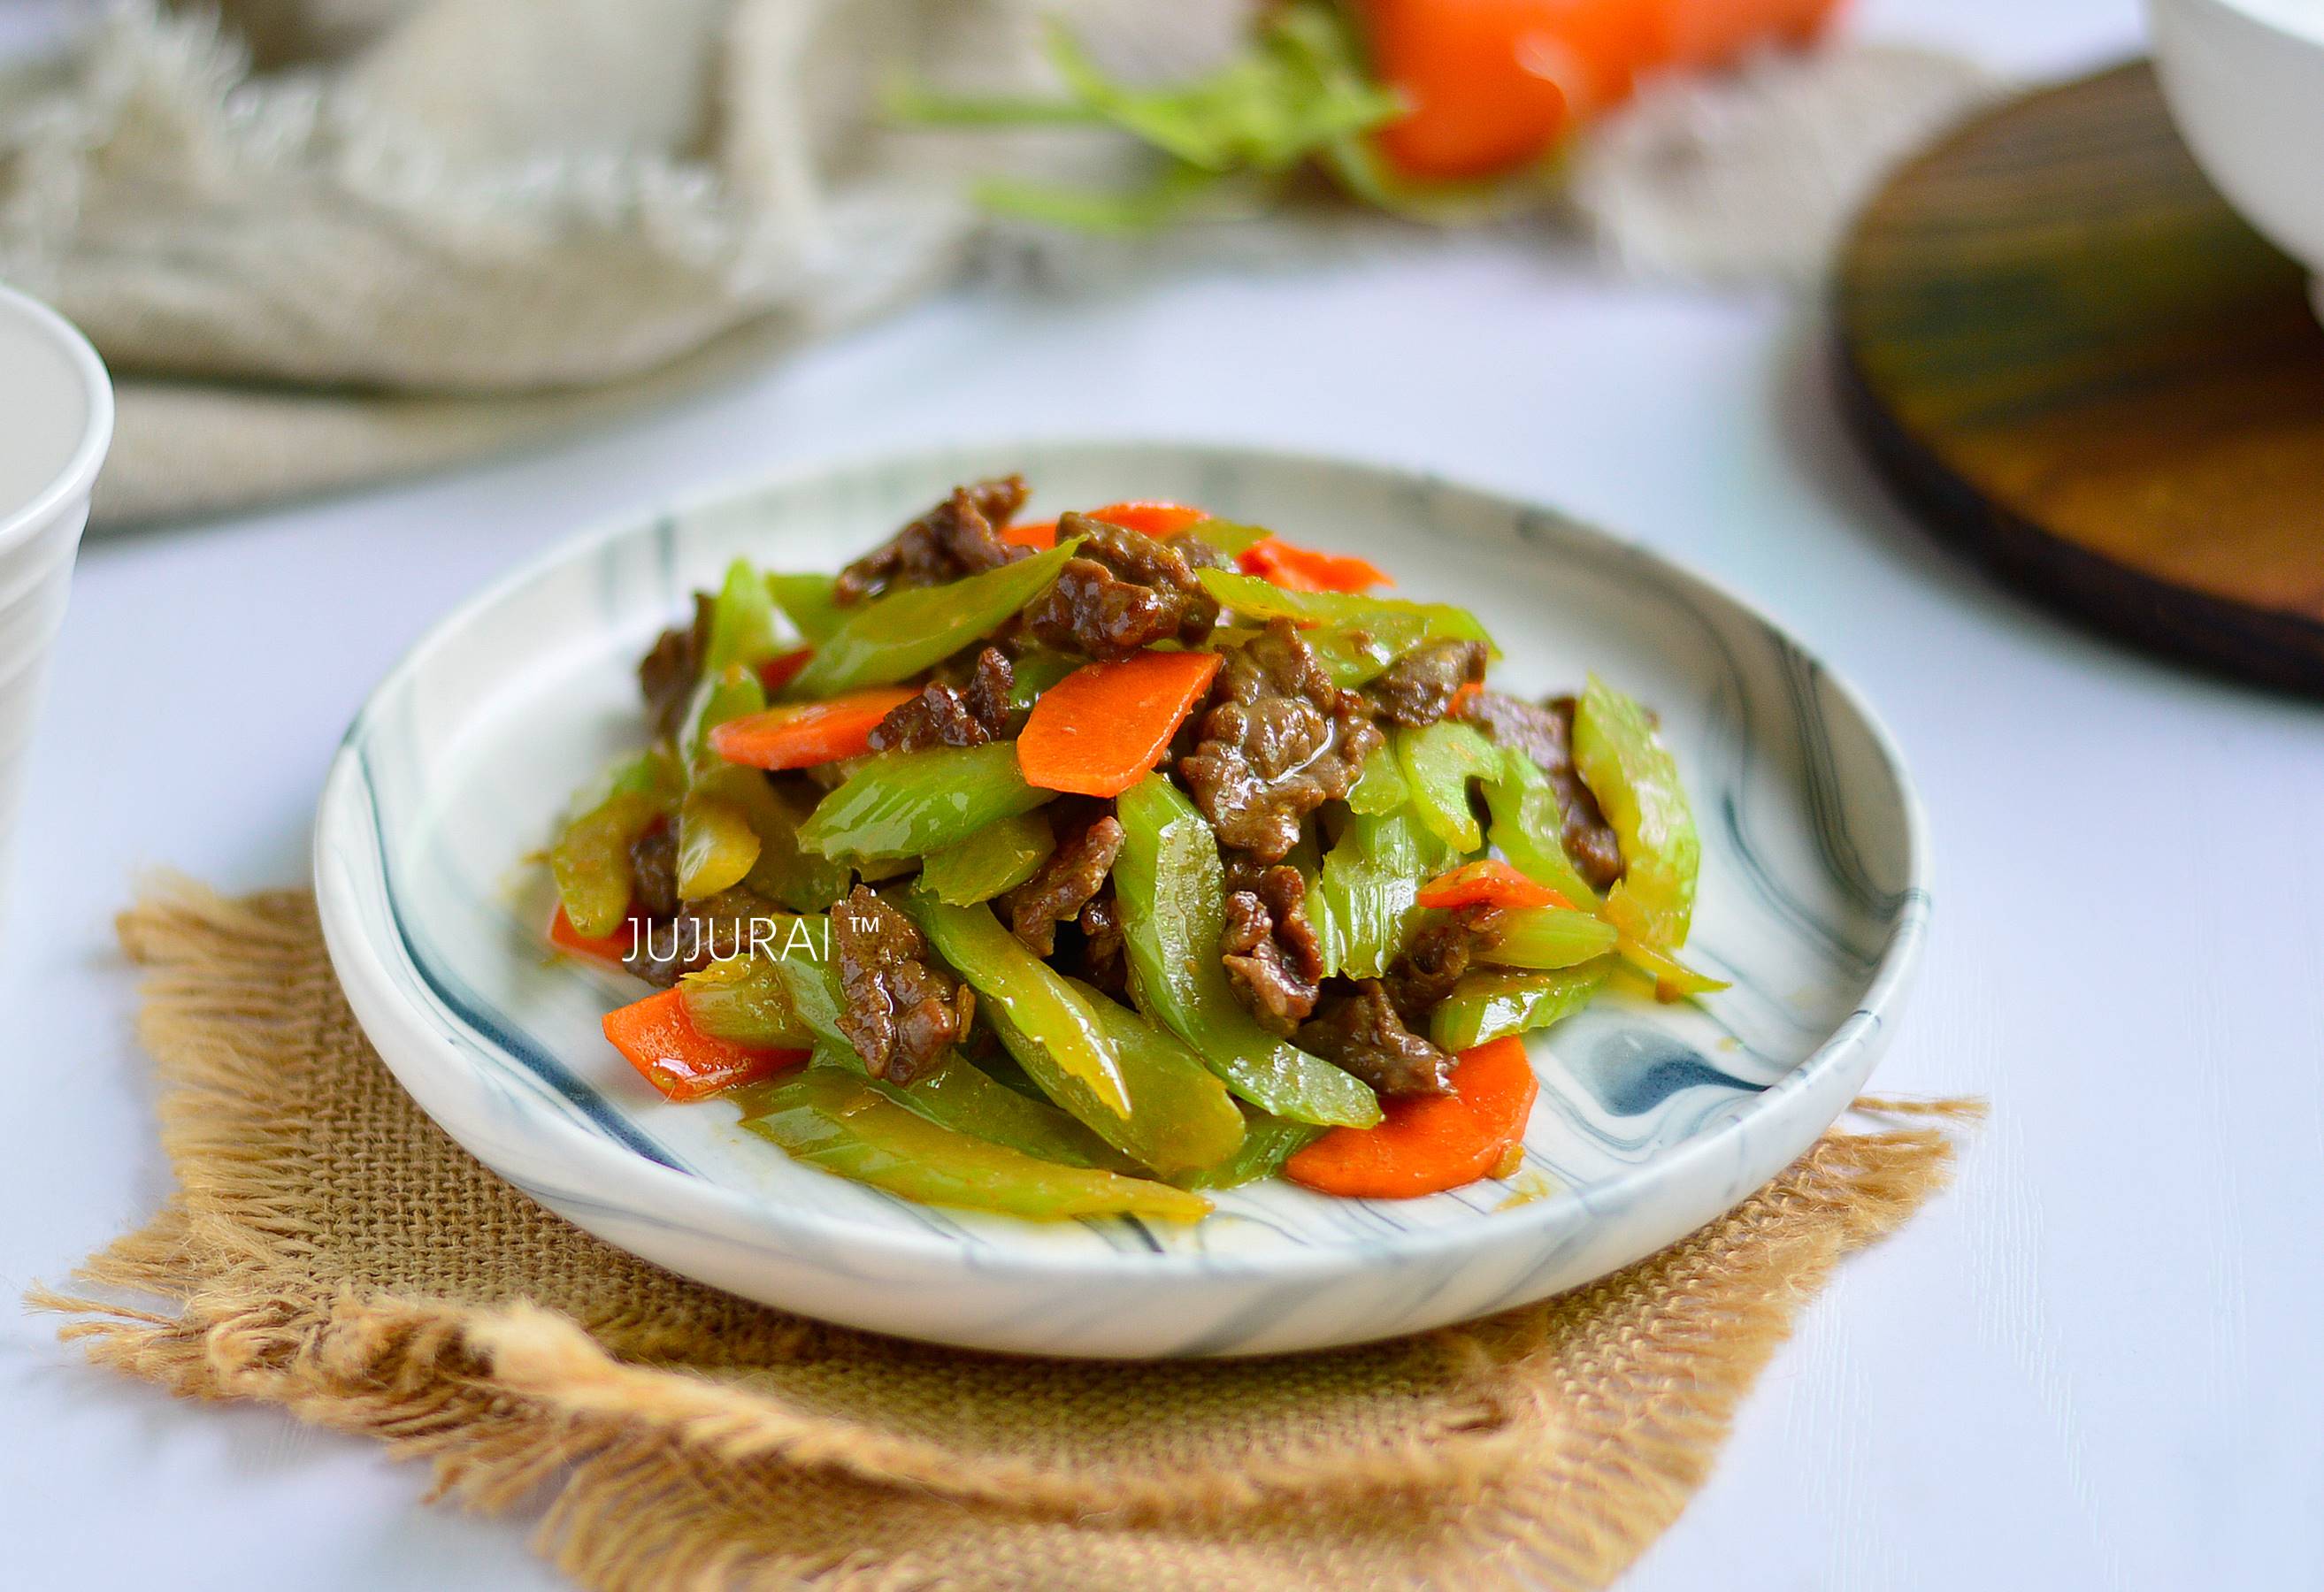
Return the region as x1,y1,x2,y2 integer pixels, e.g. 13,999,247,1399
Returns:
2149,0,2324,320
0,282,112,930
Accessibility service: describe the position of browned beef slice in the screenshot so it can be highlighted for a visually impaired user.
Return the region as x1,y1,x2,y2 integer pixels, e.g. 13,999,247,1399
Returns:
1369,640,1488,728
833,478,1031,605
1297,979,1457,1098
1022,515,1220,660
1380,903,1505,1022
866,647,1016,754
1220,865,1325,1037
627,822,683,920
831,885,973,1083
638,591,715,740
1005,813,1125,957
1074,892,1129,998
1179,620,1384,863
1455,688,1625,890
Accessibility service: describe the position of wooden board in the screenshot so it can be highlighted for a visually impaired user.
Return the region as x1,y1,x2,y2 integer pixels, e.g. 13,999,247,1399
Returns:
1835,61,2324,694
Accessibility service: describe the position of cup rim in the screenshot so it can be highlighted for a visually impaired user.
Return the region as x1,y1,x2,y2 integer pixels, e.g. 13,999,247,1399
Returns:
0,281,113,552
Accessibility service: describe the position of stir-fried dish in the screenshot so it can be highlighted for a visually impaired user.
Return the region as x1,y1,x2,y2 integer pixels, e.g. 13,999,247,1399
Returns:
546,478,1722,1221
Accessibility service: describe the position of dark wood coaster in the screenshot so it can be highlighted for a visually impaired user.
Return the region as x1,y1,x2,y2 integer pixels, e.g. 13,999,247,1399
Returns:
1835,60,2324,695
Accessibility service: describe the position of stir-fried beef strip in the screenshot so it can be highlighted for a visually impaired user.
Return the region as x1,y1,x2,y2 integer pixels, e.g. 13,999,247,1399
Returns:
831,885,972,1084
1023,514,1221,660
1072,892,1130,998
1369,639,1488,728
1004,812,1126,957
833,477,1031,606
1297,979,1457,1098
1220,864,1325,1037
1380,904,1504,1022
865,647,1016,753
638,591,715,741
1179,619,1384,863
1455,688,1625,891
627,823,683,920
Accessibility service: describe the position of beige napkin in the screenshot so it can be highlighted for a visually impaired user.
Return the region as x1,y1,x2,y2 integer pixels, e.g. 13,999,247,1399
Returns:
0,2,1992,529
38,883,1975,1590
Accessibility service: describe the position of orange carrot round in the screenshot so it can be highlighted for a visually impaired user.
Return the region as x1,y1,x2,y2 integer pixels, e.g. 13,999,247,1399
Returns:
708,686,917,769
1285,1036,1539,1198
1016,649,1223,798
1237,539,1393,593
1415,858,1572,912
601,988,809,1103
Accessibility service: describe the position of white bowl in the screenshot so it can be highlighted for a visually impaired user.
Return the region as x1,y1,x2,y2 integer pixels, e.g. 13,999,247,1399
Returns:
2150,0,2324,317
0,282,111,934
313,440,1928,1358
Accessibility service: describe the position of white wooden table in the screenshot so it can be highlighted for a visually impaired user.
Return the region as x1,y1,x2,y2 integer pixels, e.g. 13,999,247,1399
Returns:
17,3,2311,1586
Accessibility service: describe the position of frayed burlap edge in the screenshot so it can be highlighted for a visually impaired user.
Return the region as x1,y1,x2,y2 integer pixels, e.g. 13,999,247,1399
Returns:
31,881,1976,1591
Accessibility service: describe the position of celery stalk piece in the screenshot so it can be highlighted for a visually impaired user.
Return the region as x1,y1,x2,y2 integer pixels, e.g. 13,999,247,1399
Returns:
1308,618,1432,688
703,557,779,675
1065,978,1249,1177
1312,807,1453,980
1393,720,1499,852
1476,907,1620,970
681,953,819,1049
1170,1103,1324,1190
1345,735,1412,816
549,750,681,938
1571,675,1699,949
907,895,1133,1119
797,741,1052,862
920,811,1056,905
674,790,762,899
1194,567,1495,650
1113,775,1382,1128
740,1068,1210,1222
1481,748,1600,909
1429,965,1608,1052
786,539,1080,698
766,571,845,645
1614,936,1730,1001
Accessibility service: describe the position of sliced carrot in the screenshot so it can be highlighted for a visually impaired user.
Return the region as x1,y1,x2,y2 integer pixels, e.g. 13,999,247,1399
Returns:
602,988,809,1103
1285,1036,1538,1198
548,905,636,968
1448,680,1484,718
1415,859,1574,913
1017,649,1223,798
708,686,917,769
1083,500,1210,537
755,646,816,694
1664,0,1847,71
1367,0,1660,180
1006,501,1209,548
1237,539,1393,593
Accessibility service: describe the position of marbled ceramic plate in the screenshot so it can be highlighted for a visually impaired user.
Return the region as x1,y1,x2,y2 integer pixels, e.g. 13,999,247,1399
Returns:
314,441,1927,1358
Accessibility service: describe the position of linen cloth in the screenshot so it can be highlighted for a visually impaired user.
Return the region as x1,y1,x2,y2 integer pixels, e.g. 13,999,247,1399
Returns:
38,883,1974,1591
0,1,1994,528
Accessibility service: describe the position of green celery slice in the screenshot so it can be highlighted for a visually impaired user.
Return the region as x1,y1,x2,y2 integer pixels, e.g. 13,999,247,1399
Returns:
1113,775,1381,1128
1393,720,1499,852
920,811,1055,905
1572,675,1699,949
788,540,1079,697
798,742,1052,861
907,895,1133,1119
1312,807,1453,980
740,1068,1209,1221
1195,567,1494,649
767,572,845,645
1430,964,1608,1052
1476,907,1620,970
1481,748,1600,909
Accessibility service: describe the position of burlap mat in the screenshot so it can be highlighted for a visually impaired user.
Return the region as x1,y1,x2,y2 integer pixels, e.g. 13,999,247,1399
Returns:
35,884,1973,1590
